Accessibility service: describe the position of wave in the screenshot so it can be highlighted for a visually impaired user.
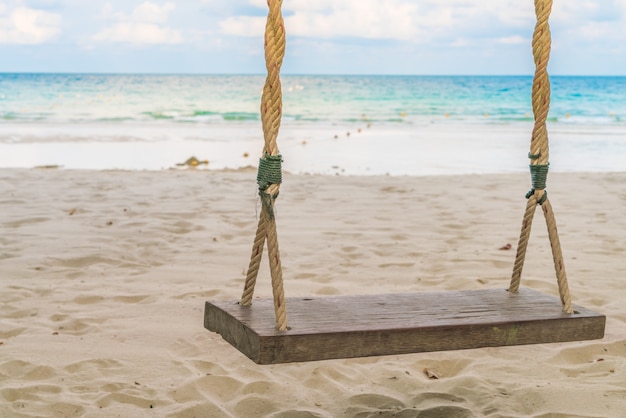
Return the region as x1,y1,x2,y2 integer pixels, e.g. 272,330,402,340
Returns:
1,74,623,126
2,110,624,126
222,112,259,121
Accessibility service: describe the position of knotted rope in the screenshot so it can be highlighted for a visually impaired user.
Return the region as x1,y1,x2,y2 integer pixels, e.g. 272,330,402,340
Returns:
240,0,288,330
509,0,572,314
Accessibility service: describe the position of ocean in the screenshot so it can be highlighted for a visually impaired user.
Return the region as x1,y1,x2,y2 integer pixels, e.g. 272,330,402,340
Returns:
1,73,625,175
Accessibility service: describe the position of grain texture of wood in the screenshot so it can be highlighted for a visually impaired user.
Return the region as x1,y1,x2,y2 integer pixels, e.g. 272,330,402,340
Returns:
204,288,605,364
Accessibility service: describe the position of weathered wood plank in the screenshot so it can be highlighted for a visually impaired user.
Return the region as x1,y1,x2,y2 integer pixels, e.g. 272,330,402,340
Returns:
204,288,605,364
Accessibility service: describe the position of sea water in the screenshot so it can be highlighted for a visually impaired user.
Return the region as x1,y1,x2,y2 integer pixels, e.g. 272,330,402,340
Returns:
0,73,624,174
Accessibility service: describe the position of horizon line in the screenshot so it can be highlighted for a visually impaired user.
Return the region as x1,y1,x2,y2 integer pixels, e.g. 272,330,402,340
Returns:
1,71,625,77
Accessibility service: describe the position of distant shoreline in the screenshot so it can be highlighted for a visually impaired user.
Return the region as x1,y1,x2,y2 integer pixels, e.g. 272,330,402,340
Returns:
1,72,626,77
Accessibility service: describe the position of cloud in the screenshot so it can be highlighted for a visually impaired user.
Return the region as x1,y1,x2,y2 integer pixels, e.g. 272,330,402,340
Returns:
218,0,534,44
92,22,182,45
219,15,265,37
551,0,626,51
92,2,182,45
132,1,175,24
497,35,526,45
0,6,62,44
220,0,421,40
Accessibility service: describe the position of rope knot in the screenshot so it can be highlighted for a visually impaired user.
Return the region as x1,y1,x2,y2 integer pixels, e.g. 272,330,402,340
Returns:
526,163,549,205
257,153,283,191
526,188,548,205
257,153,282,219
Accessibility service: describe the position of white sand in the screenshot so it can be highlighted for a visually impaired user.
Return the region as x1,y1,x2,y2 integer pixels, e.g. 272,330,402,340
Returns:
1,168,624,417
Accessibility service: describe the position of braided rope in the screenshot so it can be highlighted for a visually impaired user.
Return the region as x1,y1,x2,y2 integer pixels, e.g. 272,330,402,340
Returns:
241,216,265,306
509,195,537,293
542,199,573,313
240,0,288,330
509,0,572,314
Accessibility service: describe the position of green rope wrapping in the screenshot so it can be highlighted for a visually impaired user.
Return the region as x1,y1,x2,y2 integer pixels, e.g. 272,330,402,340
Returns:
530,163,549,189
257,153,283,218
257,153,283,191
526,163,550,205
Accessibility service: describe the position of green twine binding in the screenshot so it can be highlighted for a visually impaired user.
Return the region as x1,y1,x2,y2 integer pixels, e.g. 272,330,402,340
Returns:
257,153,283,191
530,163,549,190
257,153,283,219
526,163,549,205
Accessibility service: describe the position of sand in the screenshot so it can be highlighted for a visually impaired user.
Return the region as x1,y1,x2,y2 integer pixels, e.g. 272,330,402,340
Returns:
1,167,624,417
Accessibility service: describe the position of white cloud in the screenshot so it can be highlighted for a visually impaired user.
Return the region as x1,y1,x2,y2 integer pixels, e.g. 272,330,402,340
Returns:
219,0,534,43
132,1,175,24
92,2,182,45
286,0,422,40
220,0,422,40
579,21,612,40
219,15,265,37
551,0,626,52
552,1,601,23
498,35,526,45
93,22,182,44
2,0,624,74
99,2,115,19
0,6,62,44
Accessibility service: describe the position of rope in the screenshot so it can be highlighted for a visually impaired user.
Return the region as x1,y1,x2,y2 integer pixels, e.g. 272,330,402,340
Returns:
258,153,283,219
541,199,573,312
240,216,265,306
257,153,283,192
240,0,288,330
509,0,572,314
509,195,537,293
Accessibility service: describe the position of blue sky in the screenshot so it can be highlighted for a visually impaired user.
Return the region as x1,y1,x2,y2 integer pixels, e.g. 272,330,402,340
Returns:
1,0,625,75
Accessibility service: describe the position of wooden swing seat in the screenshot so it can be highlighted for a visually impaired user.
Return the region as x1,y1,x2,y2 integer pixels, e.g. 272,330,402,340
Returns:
204,0,607,364
204,288,605,364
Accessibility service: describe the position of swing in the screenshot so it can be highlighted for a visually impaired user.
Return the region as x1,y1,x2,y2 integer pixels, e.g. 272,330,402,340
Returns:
204,0,605,364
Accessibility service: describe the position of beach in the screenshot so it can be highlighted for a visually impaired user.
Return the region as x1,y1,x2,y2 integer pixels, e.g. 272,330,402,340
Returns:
1,167,625,417
2,73,625,416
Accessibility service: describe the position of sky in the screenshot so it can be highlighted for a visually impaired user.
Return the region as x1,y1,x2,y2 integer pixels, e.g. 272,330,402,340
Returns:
1,0,625,75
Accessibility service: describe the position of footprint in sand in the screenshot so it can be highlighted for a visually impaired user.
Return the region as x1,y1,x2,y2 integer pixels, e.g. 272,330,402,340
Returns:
0,327,27,339
344,393,476,418
191,374,243,403
1,388,84,418
50,314,108,336
378,262,415,269
51,255,118,269
0,360,57,380
112,294,155,304
409,393,473,418
233,394,279,417
1,384,62,402
271,409,328,418
73,295,105,304
173,290,220,300
171,402,232,417
3,216,50,228
549,341,625,378
96,391,157,410
348,393,405,410
64,358,125,375
315,286,340,296
164,220,199,235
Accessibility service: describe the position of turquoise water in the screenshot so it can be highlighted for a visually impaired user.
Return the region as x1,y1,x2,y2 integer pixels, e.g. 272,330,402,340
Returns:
1,74,625,173
1,73,624,125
